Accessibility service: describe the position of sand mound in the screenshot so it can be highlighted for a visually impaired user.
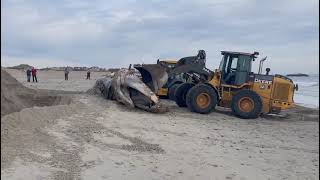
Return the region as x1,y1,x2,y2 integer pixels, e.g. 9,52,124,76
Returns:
1,69,72,117
1,69,83,171
8,64,33,70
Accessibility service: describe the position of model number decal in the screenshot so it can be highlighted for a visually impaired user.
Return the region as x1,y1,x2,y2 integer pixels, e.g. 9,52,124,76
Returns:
254,78,272,84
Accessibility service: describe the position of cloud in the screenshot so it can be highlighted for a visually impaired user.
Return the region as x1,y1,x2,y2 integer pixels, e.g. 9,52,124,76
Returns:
1,0,319,74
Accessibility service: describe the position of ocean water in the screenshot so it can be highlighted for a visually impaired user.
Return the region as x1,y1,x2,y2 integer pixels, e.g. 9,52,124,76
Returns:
289,74,319,108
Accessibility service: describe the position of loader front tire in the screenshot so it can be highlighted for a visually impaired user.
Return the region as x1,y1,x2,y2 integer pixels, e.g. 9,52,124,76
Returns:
231,90,263,119
174,83,194,107
168,83,181,101
186,84,217,114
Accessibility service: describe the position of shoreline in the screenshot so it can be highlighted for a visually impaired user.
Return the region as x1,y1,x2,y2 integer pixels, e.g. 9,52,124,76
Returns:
296,104,319,109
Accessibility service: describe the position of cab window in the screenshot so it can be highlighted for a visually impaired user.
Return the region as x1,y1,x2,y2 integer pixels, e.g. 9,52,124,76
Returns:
219,56,224,71
230,57,238,69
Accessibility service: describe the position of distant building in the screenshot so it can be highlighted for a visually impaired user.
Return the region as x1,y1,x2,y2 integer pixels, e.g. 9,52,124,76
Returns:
34,66,108,72
73,67,88,71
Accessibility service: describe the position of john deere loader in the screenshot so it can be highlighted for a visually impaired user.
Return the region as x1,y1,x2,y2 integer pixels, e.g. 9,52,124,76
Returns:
174,51,297,118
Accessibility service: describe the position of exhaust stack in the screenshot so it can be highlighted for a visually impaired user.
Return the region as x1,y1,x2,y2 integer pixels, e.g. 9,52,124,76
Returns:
258,56,267,74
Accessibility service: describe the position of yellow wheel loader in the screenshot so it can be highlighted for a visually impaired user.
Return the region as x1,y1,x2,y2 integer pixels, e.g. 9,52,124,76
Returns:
137,50,211,100
174,51,297,118
154,60,182,98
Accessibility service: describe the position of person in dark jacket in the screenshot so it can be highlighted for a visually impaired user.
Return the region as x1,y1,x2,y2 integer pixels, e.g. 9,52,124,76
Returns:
64,67,70,80
31,67,38,82
26,68,32,82
86,70,91,80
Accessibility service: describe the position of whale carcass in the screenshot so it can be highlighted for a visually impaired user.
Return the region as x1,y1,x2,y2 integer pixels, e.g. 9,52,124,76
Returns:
90,64,169,113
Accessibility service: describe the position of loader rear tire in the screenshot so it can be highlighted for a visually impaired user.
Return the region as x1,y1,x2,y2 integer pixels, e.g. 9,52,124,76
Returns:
186,84,217,114
231,89,263,119
175,83,194,107
168,83,181,100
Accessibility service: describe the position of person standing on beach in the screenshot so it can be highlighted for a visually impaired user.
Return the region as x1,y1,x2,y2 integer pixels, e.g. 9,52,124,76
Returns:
86,70,91,80
64,67,70,80
31,67,38,83
26,68,31,82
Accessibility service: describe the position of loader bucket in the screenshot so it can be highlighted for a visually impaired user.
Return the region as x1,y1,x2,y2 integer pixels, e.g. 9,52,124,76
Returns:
134,64,168,92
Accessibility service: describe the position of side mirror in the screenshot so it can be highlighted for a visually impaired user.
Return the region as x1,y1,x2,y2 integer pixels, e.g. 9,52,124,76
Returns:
266,68,270,75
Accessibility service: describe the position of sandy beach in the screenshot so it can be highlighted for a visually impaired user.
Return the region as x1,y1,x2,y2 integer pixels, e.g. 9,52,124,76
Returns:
1,69,319,180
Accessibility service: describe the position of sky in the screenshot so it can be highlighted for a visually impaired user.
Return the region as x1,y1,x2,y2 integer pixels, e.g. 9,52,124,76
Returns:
1,0,319,74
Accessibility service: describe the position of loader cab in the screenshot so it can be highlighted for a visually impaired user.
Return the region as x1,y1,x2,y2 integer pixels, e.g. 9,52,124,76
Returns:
219,51,258,85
